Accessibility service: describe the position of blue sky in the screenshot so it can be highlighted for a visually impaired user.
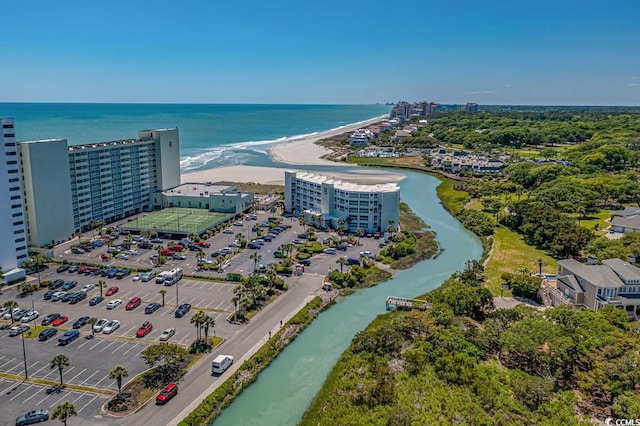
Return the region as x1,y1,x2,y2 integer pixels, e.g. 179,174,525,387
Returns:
1,0,638,105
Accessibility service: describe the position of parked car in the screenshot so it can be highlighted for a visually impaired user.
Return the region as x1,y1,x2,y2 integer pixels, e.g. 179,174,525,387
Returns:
102,320,120,334
323,248,336,255
93,318,108,332
69,291,87,304
155,382,178,405
73,316,90,329
20,310,39,323
3,308,21,320
41,313,60,326
299,259,311,266
106,299,123,310
222,228,234,234
136,321,153,337
173,253,186,260
81,283,95,292
67,265,79,273
58,330,80,345
126,297,142,310
105,286,119,296
142,301,161,315
15,409,49,426
61,281,77,291
89,296,104,306
56,265,69,273
159,327,175,341
174,303,191,318
9,324,30,336
50,279,65,290
12,309,29,321
38,328,58,341
346,258,360,265
52,316,69,326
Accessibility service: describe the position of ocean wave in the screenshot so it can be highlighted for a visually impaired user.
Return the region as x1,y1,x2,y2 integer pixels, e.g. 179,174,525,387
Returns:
179,115,387,173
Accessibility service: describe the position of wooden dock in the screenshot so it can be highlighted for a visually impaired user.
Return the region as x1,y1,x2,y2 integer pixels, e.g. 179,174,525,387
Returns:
385,296,431,311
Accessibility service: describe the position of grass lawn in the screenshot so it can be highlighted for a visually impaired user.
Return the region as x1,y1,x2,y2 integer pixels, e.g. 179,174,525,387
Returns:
573,209,613,236
483,226,557,295
436,178,469,213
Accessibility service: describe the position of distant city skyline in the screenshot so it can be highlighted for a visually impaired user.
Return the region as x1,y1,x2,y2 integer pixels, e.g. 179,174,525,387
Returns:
1,0,638,105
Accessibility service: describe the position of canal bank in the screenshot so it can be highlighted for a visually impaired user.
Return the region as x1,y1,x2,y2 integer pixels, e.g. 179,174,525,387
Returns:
211,170,483,426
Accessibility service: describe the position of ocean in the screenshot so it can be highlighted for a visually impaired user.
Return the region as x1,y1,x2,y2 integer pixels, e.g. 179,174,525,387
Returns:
0,103,390,172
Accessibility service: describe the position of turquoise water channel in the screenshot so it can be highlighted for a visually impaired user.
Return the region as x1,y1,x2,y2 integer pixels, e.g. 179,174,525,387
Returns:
213,170,483,425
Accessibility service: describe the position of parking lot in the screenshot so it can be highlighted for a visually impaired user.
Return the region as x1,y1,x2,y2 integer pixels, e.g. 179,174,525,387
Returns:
0,210,385,423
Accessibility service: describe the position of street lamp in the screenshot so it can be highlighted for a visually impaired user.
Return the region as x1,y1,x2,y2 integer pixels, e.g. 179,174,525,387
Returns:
21,332,28,380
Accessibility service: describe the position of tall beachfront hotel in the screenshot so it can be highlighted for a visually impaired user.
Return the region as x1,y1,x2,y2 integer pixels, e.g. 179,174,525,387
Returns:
284,171,400,234
18,128,180,247
0,118,28,282
0,118,180,280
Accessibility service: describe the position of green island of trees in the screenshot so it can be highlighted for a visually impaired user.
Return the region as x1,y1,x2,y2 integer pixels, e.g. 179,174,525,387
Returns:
301,269,640,425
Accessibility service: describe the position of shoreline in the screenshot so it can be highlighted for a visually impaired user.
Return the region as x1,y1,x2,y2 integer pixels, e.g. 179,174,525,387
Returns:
180,115,401,185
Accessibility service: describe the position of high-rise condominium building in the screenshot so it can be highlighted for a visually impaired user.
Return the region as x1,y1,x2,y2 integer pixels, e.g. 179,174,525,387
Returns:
284,171,400,234
0,118,28,282
17,127,180,248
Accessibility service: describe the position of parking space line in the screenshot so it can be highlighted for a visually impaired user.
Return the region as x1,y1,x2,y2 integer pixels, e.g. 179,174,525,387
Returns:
49,389,71,408
99,340,119,352
121,343,142,357
79,370,100,386
122,325,137,336
70,390,86,405
10,383,37,401
77,336,96,349
22,384,45,403
7,361,25,374
1,379,20,395
78,393,100,413
215,301,226,310
0,357,17,370
93,372,111,388
112,341,130,354
67,368,87,384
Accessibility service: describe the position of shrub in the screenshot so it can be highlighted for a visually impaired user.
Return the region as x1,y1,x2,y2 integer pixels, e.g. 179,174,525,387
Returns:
225,273,244,282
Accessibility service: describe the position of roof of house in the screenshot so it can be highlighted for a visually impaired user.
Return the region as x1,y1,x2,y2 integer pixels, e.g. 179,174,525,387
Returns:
558,258,640,289
610,215,640,230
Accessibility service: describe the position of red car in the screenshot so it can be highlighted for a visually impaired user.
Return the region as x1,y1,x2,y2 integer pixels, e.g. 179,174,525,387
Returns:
52,316,69,326
105,286,119,296
126,296,142,310
136,321,153,338
155,382,178,405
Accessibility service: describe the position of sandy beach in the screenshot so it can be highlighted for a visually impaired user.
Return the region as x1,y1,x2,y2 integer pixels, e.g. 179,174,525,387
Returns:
180,115,405,185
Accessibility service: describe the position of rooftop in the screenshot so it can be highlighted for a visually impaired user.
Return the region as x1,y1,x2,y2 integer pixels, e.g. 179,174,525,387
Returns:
291,171,400,193
162,182,238,197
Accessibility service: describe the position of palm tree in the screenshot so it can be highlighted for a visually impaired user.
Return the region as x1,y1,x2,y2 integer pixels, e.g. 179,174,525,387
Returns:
336,257,348,274
109,365,129,394
536,258,545,276
355,228,365,245
50,354,70,386
190,310,206,341
97,280,106,298
52,401,77,426
87,317,97,335
159,289,167,306
203,314,215,342
266,267,277,292
3,300,18,323
74,230,83,246
250,252,262,272
386,220,396,236
196,251,205,264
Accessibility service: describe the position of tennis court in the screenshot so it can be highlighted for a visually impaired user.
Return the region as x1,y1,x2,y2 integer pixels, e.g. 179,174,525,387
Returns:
121,208,232,235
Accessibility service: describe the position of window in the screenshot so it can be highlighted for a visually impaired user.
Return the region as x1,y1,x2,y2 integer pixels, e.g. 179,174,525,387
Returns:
9,178,19,182
14,229,24,234
10,195,20,200
12,212,22,217
3,124,14,129
4,133,15,138
16,246,26,251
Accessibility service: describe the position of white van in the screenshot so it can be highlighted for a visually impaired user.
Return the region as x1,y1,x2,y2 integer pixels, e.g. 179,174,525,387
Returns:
211,354,234,375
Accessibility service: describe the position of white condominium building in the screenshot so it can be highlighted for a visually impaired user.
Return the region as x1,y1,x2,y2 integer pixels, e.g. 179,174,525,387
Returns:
284,171,400,234
0,118,28,282
18,127,180,248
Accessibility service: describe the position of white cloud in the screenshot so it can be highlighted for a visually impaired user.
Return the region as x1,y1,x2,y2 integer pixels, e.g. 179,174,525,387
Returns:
629,83,638,87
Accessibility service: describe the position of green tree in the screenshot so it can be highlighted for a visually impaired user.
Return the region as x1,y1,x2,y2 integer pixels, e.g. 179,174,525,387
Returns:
202,314,215,341
97,280,106,298
159,289,167,306
50,354,70,386
3,300,18,323
250,252,262,272
336,257,348,273
109,365,129,394
52,401,77,426
87,317,97,335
